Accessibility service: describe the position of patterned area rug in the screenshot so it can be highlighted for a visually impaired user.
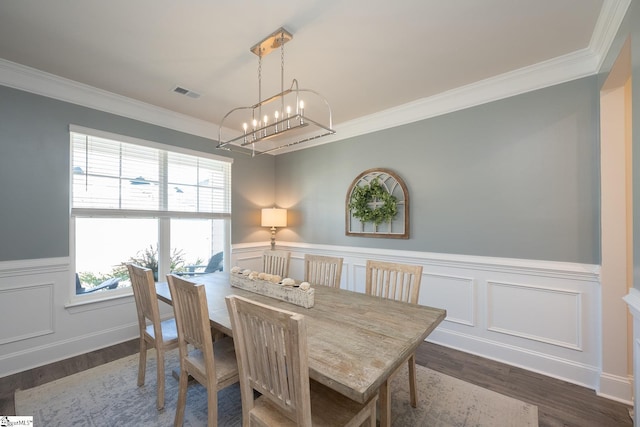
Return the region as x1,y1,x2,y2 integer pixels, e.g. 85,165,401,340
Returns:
15,350,538,426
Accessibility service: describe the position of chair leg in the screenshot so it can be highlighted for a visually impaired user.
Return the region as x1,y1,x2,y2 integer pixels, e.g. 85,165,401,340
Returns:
379,379,391,427
156,348,165,410
408,353,417,408
137,338,147,387
174,368,189,427
369,398,377,427
207,383,218,427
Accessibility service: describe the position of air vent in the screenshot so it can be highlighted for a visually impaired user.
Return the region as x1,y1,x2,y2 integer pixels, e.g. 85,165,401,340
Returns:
172,86,201,99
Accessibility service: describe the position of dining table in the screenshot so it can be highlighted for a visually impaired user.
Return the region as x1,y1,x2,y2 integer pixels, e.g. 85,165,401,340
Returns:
156,272,446,427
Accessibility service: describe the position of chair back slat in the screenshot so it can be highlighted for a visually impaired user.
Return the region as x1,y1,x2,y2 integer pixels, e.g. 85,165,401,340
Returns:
304,254,343,288
262,250,291,277
365,260,423,304
226,295,311,426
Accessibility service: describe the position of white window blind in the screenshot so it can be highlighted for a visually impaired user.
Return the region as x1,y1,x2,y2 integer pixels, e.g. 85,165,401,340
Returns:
71,128,231,218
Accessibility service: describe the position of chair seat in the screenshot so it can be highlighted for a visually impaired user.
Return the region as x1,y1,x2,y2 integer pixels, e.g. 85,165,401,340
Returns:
183,336,239,386
144,318,178,343
251,379,377,427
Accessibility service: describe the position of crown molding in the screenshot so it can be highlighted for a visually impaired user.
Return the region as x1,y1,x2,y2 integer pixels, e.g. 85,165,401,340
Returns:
0,59,219,141
0,0,629,153
589,0,632,71
293,48,597,152
277,0,630,153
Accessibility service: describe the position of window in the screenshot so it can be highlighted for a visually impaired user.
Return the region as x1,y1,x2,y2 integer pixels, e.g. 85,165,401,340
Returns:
70,125,232,297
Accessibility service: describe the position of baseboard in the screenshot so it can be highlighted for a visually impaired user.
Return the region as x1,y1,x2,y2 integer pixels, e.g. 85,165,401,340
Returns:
428,328,600,390
0,323,139,378
598,372,633,405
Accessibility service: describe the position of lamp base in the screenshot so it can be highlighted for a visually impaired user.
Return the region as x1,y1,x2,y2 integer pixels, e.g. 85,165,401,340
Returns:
270,227,277,250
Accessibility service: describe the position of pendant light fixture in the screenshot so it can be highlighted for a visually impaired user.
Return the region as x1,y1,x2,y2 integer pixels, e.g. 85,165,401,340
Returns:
217,27,335,156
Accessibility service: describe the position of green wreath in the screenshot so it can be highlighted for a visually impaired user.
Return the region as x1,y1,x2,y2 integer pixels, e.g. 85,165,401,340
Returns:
349,178,398,225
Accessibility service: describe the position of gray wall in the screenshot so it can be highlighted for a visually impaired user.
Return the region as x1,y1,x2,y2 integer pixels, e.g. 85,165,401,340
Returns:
0,85,274,262
275,76,600,264
0,73,603,265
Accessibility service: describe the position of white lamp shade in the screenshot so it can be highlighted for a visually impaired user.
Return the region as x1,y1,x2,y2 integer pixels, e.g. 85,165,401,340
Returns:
261,208,287,227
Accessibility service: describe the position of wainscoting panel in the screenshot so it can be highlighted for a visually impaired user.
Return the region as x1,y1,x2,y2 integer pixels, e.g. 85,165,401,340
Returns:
486,281,582,350
0,257,140,378
0,282,53,344
422,273,475,326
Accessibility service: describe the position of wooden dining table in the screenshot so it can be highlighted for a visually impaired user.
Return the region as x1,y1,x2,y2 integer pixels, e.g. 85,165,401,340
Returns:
156,272,446,427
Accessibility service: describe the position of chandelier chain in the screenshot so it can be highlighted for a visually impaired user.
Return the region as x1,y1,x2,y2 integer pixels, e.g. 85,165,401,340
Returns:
257,49,262,120
280,30,285,113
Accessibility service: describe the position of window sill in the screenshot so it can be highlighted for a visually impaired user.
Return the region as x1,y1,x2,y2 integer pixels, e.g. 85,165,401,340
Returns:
65,287,134,314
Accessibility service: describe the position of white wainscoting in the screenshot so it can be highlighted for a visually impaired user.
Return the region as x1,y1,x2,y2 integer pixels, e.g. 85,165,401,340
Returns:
1,245,616,402
0,258,141,377
625,288,640,424
232,242,607,396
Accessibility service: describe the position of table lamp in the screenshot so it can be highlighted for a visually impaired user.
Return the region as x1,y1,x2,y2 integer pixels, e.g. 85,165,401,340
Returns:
261,208,287,250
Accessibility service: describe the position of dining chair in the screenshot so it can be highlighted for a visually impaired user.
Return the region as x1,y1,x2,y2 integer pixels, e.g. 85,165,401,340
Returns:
262,249,291,277
365,259,423,408
127,263,179,410
167,274,239,427
225,295,377,427
303,254,343,288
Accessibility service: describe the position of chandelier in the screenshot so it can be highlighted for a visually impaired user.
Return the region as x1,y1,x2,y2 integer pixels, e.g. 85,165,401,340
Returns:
217,27,335,156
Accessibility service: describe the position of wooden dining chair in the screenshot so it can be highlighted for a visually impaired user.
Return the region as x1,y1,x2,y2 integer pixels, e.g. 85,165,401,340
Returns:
166,274,239,427
262,249,291,277
225,295,377,427
127,263,179,410
365,259,423,408
304,254,343,288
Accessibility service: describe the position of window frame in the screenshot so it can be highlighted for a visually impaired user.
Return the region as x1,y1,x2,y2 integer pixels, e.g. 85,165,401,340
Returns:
68,125,232,305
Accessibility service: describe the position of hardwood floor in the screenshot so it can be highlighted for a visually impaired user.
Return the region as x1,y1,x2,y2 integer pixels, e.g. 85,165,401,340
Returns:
415,342,633,427
0,340,633,426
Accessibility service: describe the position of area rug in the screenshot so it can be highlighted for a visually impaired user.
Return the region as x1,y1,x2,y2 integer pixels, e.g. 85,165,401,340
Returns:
15,350,538,426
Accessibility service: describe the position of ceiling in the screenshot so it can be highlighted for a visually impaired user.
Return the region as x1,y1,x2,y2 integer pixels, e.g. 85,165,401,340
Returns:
0,0,628,152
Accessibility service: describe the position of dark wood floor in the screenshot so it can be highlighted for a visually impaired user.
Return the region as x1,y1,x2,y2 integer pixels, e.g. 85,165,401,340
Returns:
0,340,633,426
